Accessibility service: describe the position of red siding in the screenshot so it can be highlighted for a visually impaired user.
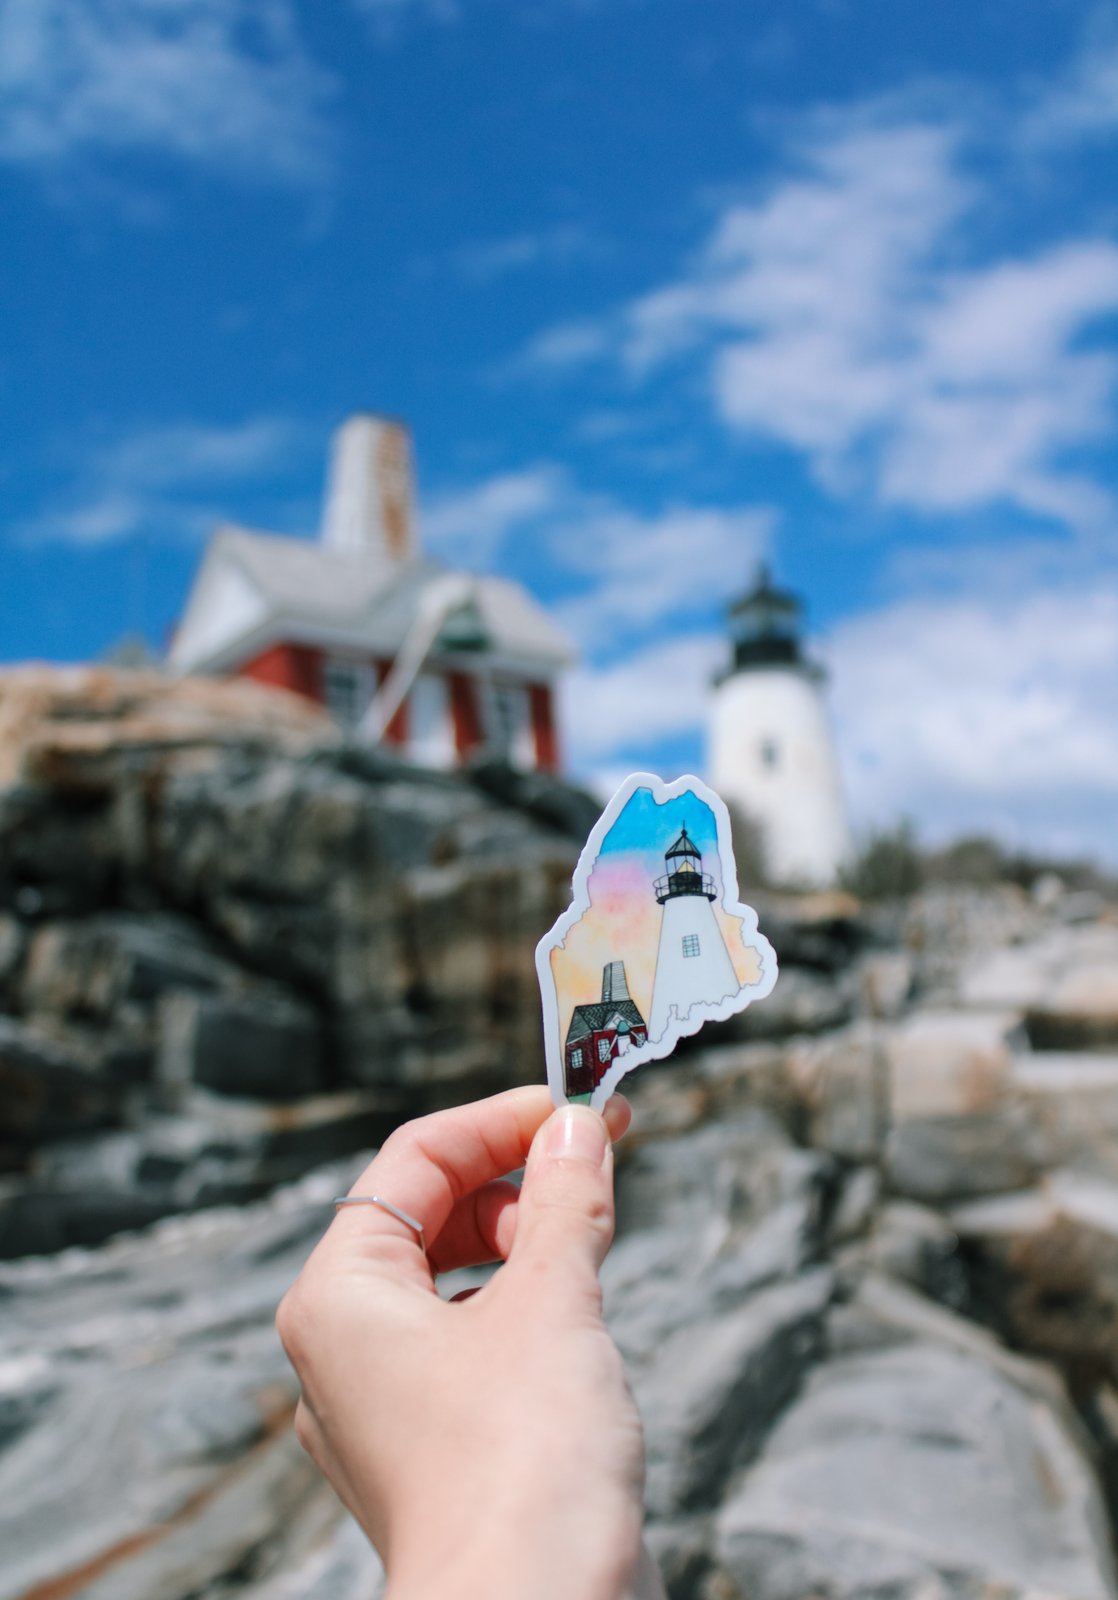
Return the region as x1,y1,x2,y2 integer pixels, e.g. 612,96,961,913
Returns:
239,644,323,704
530,682,559,772
450,672,482,759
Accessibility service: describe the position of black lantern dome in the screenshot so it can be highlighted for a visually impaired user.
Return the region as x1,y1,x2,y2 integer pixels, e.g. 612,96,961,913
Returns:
655,825,717,904
720,563,825,682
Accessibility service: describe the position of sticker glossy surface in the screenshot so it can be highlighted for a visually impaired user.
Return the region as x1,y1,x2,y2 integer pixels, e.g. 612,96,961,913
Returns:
536,772,778,1109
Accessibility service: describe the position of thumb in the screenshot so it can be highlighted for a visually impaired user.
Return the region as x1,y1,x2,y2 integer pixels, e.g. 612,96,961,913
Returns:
508,1104,615,1294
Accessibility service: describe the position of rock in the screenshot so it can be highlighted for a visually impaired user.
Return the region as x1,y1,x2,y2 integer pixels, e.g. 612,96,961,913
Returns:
159,988,330,1101
885,1108,1042,1204
827,1166,880,1244
694,1043,803,1130
0,1016,121,1149
0,1087,400,1257
746,891,865,975
962,924,1118,1049
1008,1053,1118,1181
712,1338,1118,1600
856,948,913,1018
724,967,851,1041
850,1200,968,1310
464,755,603,842
883,1011,1040,1202
886,1009,1025,1121
902,885,1046,995
0,668,595,1227
0,913,25,995
0,1159,363,1600
787,1022,889,1162
19,912,239,1020
951,1175,1118,1384
638,1270,833,1519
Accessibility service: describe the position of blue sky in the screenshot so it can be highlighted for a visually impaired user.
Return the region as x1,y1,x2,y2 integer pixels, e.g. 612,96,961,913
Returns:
2,0,1117,860
599,786,717,864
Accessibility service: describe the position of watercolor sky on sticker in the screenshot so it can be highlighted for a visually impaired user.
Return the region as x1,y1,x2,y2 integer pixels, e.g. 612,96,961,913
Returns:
550,783,764,1047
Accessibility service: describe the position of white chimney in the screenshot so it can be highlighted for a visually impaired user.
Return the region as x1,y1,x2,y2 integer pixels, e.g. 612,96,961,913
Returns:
320,414,417,561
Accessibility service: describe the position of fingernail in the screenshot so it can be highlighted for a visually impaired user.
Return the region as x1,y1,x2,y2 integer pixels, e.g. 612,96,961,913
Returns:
546,1105,609,1165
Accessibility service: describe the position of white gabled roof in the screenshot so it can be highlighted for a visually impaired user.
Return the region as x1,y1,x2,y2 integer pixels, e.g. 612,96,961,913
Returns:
170,523,575,677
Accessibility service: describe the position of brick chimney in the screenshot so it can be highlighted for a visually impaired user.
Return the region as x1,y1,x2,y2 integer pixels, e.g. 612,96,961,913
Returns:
320,414,417,561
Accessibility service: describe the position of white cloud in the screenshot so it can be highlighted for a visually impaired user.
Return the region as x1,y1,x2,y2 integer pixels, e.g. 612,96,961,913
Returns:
422,461,773,647
523,107,1118,533
518,319,613,371
553,503,773,652
423,466,569,566
1024,32,1118,146
655,121,1118,528
453,225,592,283
0,0,335,186
561,632,724,767
18,415,303,546
827,583,1118,860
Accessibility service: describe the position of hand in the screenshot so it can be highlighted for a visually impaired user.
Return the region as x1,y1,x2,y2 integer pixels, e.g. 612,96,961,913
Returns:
276,1086,652,1600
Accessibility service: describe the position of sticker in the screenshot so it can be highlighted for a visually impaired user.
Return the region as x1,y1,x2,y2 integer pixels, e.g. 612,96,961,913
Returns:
536,772,778,1109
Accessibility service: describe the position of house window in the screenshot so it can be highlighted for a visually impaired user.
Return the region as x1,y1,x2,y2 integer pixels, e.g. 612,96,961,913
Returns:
570,1047,583,1070
409,673,456,768
760,736,780,769
682,934,700,958
484,680,535,769
323,657,374,729
597,1037,612,1062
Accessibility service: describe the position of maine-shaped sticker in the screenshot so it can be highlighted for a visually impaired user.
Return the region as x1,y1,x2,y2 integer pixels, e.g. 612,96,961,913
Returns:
536,772,778,1109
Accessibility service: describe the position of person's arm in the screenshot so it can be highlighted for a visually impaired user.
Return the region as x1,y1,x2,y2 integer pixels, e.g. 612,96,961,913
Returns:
277,1086,663,1600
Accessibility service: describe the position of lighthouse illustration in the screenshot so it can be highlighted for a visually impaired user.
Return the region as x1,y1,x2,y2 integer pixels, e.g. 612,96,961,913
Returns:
536,772,778,1110
648,825,741,1045
709,565,849,887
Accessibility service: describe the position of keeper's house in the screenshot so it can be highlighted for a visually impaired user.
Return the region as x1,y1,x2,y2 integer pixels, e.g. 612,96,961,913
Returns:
169,414,574,772
564,962,648,1099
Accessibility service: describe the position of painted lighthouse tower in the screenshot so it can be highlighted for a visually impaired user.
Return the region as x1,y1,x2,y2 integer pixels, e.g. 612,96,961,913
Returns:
648,826,740,1045
709,566,849,888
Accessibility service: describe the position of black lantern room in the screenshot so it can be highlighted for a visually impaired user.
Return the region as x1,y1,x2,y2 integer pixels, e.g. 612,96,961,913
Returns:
721,562,827,679
654,825,717,904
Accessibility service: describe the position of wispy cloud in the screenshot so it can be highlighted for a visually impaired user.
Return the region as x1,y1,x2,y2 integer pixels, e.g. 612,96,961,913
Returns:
521,99,1118,534
423,460,773,652
827,584,1118,860
18,416,305,546
551,503,772,654
1024,28,1118,147
423,465,570,565
452,225,594,283
561,632,725,766
0,0,336,187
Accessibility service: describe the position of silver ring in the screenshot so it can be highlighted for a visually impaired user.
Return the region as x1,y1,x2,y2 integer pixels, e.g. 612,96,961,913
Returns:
333,1195,426,1249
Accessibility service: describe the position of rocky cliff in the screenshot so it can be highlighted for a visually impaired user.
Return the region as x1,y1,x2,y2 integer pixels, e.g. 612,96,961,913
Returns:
2,668,1117,1600
0,667,596,1254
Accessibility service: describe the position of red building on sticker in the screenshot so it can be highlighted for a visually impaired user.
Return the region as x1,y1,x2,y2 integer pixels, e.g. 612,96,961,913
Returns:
169,414,573,772
564,961,648,1099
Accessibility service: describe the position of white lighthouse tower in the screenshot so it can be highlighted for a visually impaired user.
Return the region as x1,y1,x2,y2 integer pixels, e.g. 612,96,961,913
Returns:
709,566,849,888
648,826,740,1045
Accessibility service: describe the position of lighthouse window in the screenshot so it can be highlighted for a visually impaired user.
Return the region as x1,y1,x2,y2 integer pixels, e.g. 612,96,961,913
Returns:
760,737,780,769
597,1036,612,1062
682,934,700,958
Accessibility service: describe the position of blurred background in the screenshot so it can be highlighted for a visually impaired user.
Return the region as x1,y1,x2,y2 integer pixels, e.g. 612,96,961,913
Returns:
2,4,1118,1599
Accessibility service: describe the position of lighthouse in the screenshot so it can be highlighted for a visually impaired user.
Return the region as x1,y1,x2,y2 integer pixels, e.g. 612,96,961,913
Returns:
648,826,740,1045
709,566,849,888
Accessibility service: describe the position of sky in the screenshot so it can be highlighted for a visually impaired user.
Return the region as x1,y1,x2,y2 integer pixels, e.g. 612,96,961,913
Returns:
1,0,1117,861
